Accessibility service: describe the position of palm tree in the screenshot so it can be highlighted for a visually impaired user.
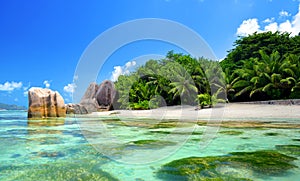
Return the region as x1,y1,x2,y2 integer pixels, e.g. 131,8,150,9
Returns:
167,63,198,105
286,54,300,98
115,73,139,109
232,58,257,99
232,51,297,100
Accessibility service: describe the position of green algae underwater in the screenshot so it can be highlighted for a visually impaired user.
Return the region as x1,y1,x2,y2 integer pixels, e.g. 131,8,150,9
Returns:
156,150,298,181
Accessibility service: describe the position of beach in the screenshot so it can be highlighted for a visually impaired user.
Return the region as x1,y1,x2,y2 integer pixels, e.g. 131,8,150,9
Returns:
90,103,300,120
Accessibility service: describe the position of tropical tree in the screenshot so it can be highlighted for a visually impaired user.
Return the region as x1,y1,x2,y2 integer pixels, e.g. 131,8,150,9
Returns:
167,62,198,105
231,51,299,101
221,31,299,75
114,52,216,109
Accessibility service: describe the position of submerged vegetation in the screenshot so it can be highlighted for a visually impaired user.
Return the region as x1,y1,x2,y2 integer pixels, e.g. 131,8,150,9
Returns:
114,31,300,109
126,139,177,149
219,130,244,135
276,145,300,156
157,150,297,181
2,161,118,181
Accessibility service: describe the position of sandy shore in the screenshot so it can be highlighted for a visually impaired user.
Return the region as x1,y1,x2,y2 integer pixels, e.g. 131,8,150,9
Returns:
90,103,300,121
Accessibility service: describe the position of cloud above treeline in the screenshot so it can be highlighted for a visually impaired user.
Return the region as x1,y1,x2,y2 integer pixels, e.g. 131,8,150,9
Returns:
237,4,300,36
111,60,137,82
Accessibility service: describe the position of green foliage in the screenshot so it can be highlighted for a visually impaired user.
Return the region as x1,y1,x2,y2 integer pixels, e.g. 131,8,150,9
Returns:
115,32,300,105
220,31,300,102
157,150,297,181
114,51,224,109
220,31,299,74
197,93,212,108
130,100,150,110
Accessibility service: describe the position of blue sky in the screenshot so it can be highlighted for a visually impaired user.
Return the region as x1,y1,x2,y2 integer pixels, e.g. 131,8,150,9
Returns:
0,0,299,107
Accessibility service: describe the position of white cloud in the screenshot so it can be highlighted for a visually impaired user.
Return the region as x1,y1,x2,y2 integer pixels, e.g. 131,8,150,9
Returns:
264,22,278,32
63,83,76,94
125,61,136,69
276,5,300,36
236,18,260,36
14,98,18,102
291,5,300,35
43,80,51,88
279,10,291,18
111,61,137,82
263,17,274,23
237,5,300,36
111,66,123,82
279,20,293,33
0,81,22,91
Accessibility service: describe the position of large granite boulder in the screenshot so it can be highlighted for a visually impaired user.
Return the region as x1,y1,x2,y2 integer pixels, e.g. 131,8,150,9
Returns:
28,88,66,118
78,81,116,113
66,103,88,114
79,82,100,113
96,80,116,111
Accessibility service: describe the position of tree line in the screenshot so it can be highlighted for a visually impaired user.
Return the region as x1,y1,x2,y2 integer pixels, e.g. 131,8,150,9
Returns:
114,31,300,109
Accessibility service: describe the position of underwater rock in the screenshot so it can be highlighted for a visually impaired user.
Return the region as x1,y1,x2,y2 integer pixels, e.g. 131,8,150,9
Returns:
66,103,88,114
27,87,66,118
96,80,116,111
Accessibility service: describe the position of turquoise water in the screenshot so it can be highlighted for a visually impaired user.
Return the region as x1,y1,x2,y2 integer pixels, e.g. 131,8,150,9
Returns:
1,110,300,180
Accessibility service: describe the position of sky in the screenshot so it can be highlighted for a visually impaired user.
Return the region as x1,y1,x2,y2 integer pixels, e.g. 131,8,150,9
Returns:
0,0,299,107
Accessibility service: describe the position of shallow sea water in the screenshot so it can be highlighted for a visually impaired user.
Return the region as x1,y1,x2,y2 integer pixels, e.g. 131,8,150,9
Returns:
1,110,300,181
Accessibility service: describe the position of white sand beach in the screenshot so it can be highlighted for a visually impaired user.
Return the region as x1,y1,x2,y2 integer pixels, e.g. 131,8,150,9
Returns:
90,103,300,120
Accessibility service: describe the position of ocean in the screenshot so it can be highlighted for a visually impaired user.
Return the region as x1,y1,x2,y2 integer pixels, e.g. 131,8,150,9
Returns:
1,110,300,181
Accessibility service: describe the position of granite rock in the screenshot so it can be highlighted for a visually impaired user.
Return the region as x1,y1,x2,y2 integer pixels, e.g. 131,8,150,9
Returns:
96,80,116,111
28,88,66,118
66,103,88,114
